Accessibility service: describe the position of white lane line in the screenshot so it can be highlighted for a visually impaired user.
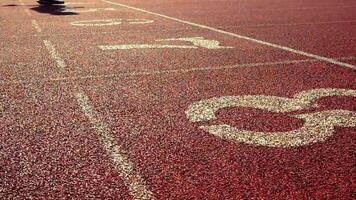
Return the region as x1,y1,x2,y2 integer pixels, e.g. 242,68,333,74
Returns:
43,40,66,69
101,0,356,70
31,20,42,33
2,56,355,85
41,38,154,199
99,44,198,50
234,20,356,28
65,2,93,5
64,8,116,13
75,92,155,200
253,5,356,11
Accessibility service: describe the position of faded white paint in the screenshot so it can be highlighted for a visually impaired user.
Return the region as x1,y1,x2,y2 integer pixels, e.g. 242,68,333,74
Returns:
64,7,116,13
76,92,155,200
101,0,355,69
99,36,233,50
31,20,42,33
100,44,198,50
186,88,356,147
71,19,154,26
43,40,66,69
157,37,233,49
41,38,154,199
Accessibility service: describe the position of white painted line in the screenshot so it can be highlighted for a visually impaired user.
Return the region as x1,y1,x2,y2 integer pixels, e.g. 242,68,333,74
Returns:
64,8,116,13
99,37,233,50
65,2,93,5
100,44,197,50
43,40,66,69
31,20,42,33
71,19,154,26
75,92,155,200
42,38,152,198
40,39,154,199
253,5,356,11
233,20,356,28
101,0,356,70
71,19,123,26
157,37,233,49
1,56,355,86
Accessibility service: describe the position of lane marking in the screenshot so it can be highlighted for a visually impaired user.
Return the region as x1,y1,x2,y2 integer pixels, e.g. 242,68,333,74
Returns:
76,92,155,200
253,5,356,11
71,19,154,26
31,20,42,33
43,40,66,69
158,37,233,49
1,56,355,85
39,32,155,198
233,20,356,28
101,0,356,70
64,7,116,13
100,44,197,50
65,2,93,5
99,36,233,50
186,88,356,147
9,19,356,38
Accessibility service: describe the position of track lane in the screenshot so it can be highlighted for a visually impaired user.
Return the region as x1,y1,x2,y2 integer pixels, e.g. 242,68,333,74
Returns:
0,83,132,199
101,0,355,69
1,0,355,199
77,62,355,199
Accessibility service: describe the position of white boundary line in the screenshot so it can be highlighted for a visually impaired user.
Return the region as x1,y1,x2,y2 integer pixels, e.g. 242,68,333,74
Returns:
233,20,356,28
26,18,155,200
44,41,155,200
7,20,356,39
76,92,155,200
2,56,355,86
101,0,355,70
43,40,66,69
252,5,356,11
31,20,42,33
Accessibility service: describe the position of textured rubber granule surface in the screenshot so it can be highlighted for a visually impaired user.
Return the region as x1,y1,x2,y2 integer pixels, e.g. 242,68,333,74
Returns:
0,0,355,199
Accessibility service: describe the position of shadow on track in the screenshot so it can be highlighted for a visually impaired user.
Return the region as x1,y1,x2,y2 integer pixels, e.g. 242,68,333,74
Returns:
1,4,36,7
30,5,79,15
1,3,79,16
2,4,19,7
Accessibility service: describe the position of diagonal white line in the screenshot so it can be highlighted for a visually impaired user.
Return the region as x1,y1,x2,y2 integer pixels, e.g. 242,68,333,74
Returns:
31,20,42,33
76,92,155,200
43,40,66,69
101,0,355,70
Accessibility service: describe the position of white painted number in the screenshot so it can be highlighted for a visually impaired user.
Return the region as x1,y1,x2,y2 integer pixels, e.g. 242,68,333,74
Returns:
99,36,233,50
71,19,154,26
64,8,116,13
186,88,356,147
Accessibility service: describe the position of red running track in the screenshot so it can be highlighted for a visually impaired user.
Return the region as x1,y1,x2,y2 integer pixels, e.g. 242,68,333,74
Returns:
0,0,355,199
